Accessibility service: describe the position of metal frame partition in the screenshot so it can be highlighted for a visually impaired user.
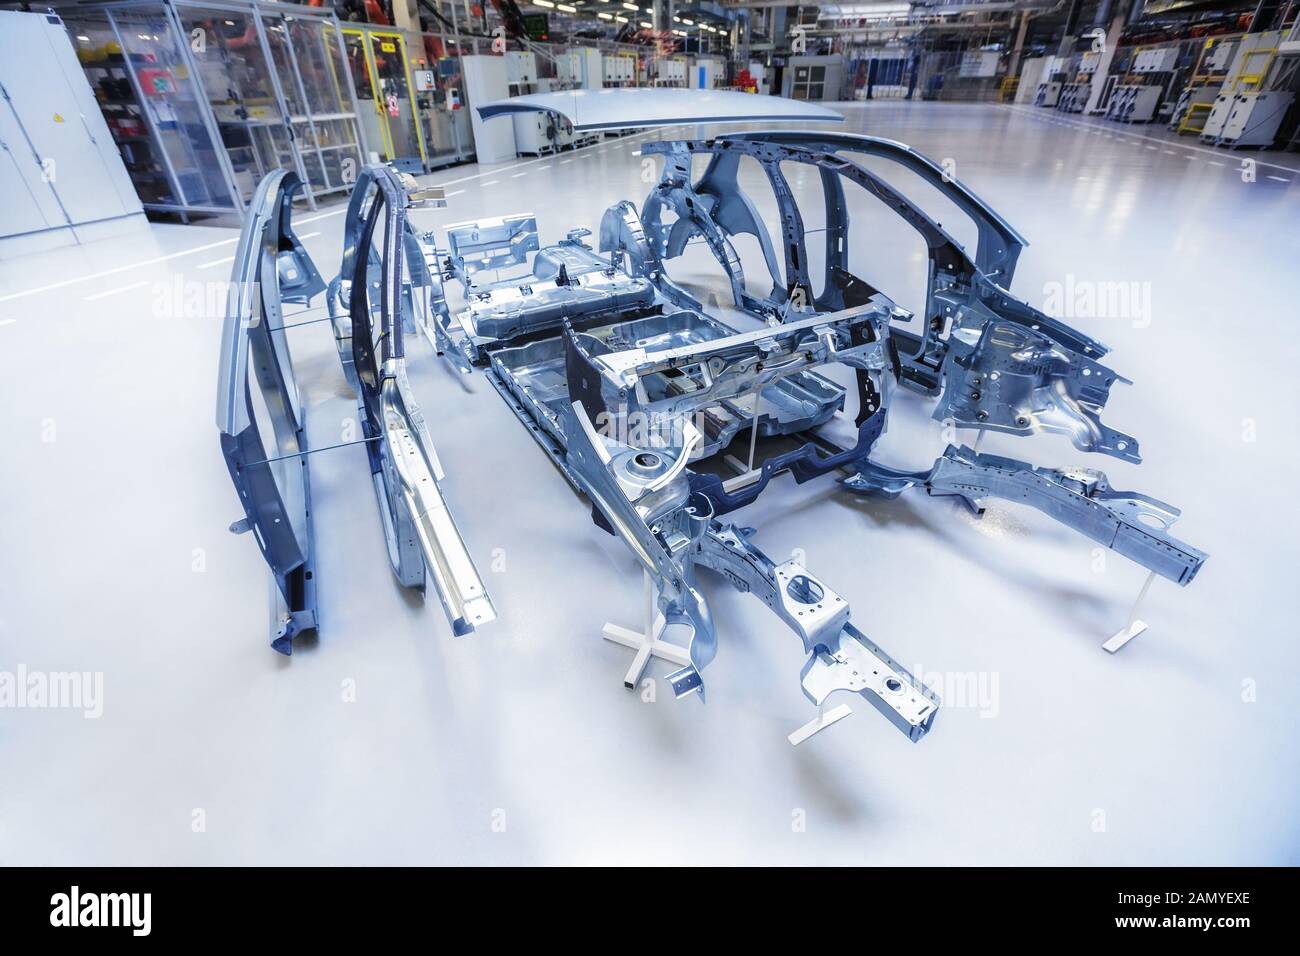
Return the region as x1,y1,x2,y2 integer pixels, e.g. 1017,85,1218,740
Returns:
64,1,240,216
59,0,370,215
337,22,428,172
411,25,475,169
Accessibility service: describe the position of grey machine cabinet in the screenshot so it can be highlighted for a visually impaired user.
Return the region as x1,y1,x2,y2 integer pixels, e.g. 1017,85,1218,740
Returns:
0,9,144,254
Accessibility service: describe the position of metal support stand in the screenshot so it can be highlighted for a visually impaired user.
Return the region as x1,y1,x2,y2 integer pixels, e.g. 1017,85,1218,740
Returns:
602,569,691,688
746,386,762,471
787,702,854,746
721,386,764,491
1102,569,1156,653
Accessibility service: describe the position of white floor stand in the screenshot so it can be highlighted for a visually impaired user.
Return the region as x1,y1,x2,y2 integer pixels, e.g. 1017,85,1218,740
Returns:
602,570,691,688
1102,569,1156,653
787,703,854,746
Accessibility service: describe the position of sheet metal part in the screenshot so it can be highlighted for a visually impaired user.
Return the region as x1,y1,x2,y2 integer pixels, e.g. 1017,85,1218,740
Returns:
220,100,1205,741
445,214,541,290
219,166,496,649
344,166,497,635
427,127,1202,734
475,88,846,131
428,199,939,734
639,132,1137,464
216,170,324,654
846,447,1206,586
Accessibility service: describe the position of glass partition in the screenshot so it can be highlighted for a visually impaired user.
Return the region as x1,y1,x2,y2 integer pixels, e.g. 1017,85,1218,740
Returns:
341,26,427,171
69,5,238,212
176,6,301,205
262,12,366,195
61,1,463,213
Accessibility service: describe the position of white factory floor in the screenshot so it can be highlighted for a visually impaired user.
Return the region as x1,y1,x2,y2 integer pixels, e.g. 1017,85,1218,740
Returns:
1,101,1297,865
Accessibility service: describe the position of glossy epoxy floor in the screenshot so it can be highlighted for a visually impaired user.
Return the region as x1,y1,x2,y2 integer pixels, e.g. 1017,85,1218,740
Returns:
2,102,1298,865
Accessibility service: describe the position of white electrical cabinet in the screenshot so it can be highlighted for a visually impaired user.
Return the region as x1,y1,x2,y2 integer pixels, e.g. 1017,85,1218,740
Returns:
512,113,546,156
505,51,537,89
1106,85,1162,123
1200,92,1237,139
1214,91,1295,147
1015,58,1049,103
0,9,144,255
1133,48,1180,73
553,52,581,88
513,111,570,156
692,57,724,90
1057,82,1092,113
655,57,687,87
1205,39,1238,72
1034,82,1062,108
602,54,635,86
462,55,516,164
574,48,604,90
1061,83,1088,112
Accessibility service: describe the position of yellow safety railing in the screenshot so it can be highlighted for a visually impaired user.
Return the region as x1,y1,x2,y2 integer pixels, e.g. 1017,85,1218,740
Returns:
1178,101,1214,133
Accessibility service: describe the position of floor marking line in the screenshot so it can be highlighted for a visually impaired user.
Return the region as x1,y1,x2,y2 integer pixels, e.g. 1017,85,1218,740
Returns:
82,280,150,301
0,235,239,303
999,103,1300,175
295,209,339,224
431,131,628,187
510,172,528,178
481,180,500,186
197,257,235,270
0,318,17,328
1267,175,1291,182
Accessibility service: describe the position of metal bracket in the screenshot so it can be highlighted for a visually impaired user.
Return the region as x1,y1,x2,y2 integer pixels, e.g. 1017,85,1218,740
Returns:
601,569,692,689
788,703,854,746
1103,569,1156,653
